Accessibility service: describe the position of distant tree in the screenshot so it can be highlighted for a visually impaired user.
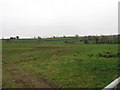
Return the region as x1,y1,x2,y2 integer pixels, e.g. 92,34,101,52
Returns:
37,37,41,43
95,36,99,44
75,34,79,39
10,37,16,39
63,36,66,38
101,36,105,44
16,36,19,39
38,36,41,39
53,36,56,38
88,36,91,40
10,37,13,39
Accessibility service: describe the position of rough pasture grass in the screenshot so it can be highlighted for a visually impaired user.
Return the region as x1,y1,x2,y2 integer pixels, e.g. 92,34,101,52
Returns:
2,40,119,88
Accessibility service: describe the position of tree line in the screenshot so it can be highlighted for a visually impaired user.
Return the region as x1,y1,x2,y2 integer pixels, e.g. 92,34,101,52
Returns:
3,34,120,44
81,34,120,44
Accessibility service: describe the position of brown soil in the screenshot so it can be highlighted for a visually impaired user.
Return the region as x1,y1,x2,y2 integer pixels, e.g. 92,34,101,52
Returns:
3,68,56,88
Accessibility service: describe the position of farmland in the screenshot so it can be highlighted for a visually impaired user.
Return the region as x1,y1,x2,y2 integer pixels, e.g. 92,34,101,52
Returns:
2,37,119,88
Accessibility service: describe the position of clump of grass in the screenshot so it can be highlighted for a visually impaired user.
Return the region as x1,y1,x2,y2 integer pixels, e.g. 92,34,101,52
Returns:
88,54,93,57
97,51,118,58
73,58,83,62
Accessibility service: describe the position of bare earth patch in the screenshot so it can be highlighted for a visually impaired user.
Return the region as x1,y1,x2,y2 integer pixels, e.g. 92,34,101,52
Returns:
3,68,55,88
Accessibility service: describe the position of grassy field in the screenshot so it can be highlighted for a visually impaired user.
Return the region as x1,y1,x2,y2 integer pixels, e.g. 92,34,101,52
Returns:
2,38,119,88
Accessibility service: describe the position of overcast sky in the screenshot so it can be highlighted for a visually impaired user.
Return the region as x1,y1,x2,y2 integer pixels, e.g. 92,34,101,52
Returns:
0,0,119,38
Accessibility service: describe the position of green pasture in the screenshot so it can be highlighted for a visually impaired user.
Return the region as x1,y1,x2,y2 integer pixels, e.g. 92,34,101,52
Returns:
2,39,119,88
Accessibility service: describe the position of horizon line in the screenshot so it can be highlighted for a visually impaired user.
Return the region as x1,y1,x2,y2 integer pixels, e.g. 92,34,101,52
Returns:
1,33,119,39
